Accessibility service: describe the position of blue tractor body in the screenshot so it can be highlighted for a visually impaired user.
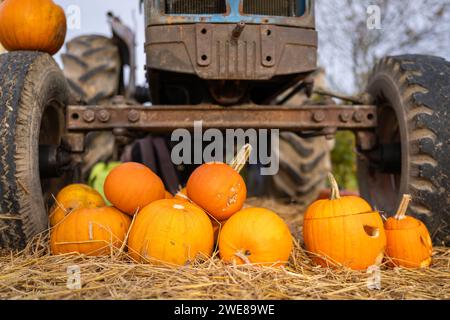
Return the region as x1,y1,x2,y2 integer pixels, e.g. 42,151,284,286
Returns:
143,0,317,105
145,0,311,27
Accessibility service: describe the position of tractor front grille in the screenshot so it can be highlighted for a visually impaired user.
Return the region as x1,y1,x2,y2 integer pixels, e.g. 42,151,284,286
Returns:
243,0,305,17
165,0,227,15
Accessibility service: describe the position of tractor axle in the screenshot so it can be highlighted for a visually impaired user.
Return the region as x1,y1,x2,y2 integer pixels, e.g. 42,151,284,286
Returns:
66,104,377,133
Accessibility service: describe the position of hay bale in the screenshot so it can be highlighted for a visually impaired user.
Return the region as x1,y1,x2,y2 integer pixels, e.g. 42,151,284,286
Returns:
0,198,449,300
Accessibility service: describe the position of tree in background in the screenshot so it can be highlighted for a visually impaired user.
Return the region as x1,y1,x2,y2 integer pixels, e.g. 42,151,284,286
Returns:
315,0,450,190
316,0,450,93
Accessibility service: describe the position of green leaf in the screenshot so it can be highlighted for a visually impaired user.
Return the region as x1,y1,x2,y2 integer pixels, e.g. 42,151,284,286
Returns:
88,161,121,205
331,131,358,191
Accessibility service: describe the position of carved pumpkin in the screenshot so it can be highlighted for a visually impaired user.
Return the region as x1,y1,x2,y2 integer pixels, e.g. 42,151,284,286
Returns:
49,184,105,226
385,194,432,268
128,199,214,266
303,174,386,270
218,208,293,266
187,162,247,221
104,162,165,216
0,0,67,55
50,207,131,256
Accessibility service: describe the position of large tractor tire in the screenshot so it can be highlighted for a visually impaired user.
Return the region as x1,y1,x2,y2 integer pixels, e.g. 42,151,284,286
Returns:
270,133,333,210
62,35,121,179
61,35,121,105
0,52,69,249
358,55,450,246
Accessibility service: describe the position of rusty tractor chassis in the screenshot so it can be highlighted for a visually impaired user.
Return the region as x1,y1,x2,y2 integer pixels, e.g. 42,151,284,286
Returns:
67,104,376,131
66,103,377,141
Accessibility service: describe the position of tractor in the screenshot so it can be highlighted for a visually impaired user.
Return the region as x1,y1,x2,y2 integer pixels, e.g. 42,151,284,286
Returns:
0,0,449,249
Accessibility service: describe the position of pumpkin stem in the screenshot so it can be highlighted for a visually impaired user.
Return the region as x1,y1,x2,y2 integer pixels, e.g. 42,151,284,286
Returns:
229,144,253,173
394,194,412,220
328,173,341,200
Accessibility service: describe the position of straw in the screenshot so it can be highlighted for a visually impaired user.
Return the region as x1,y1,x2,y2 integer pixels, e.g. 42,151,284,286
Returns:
0,197,448,300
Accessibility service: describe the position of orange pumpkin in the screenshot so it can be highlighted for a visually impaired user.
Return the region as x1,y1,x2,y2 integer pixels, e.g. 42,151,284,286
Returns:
50,207,131,256
0,0,66,55
303,174,386,270
174,187,189,201
164,191,173,199
49,184,105,226
384,194,432,268
128,199,214,266
218,208,293,266
187,162,247,221
104,162,165,216
211,218,227,244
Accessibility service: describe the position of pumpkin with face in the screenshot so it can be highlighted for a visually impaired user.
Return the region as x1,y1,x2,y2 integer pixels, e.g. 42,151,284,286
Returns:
384,194,432,268
303,174,386,270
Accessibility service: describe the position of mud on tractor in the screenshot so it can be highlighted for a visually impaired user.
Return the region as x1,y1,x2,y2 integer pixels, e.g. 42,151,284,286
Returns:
0,0,449,249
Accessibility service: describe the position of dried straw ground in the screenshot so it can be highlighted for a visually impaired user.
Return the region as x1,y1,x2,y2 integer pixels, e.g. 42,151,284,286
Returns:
0,198,449,300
